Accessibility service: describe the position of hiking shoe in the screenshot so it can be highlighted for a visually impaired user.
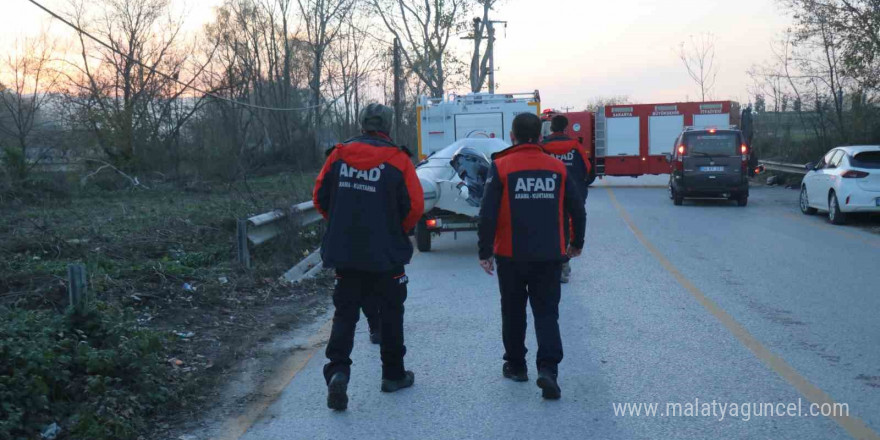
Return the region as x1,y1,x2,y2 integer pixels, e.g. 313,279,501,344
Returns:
327,372,349,410
381,371,415,393
502,362,528,382
536,370,561,400
560,272,570,284
369,331,382,345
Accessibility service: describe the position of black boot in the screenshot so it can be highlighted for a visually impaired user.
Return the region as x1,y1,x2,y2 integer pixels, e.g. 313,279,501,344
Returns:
536,369,561,400
381,371,415,393
327,372,349,410
502,362,528,382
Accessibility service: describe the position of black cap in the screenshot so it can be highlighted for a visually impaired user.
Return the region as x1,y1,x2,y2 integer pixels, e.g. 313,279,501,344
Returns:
360,103,394,134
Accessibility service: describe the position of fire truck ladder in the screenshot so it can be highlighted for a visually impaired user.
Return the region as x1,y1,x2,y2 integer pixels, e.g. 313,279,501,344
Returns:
594,109,607,176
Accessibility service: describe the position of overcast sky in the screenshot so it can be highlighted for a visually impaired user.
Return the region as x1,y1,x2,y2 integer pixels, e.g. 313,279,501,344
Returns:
3,0,793,109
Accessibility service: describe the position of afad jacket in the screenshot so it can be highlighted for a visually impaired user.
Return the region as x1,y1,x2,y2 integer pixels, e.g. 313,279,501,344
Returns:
541,134,591,198
477,143,586,261
314,132,424,272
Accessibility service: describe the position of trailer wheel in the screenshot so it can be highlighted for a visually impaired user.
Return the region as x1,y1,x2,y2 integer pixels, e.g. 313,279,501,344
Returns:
415,217,432,252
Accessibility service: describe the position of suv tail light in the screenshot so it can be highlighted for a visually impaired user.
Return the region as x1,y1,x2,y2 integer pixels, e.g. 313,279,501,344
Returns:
740,144,749,172
842,170,869,178
674,145,685,171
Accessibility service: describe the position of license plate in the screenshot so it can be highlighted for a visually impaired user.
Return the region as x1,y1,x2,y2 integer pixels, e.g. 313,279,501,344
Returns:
700,166,724,172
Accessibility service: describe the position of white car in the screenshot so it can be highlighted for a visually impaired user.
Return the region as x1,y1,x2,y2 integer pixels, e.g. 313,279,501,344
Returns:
800,145,880,224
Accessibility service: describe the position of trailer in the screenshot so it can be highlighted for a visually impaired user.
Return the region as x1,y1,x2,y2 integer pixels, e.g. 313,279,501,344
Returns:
414,92,542,251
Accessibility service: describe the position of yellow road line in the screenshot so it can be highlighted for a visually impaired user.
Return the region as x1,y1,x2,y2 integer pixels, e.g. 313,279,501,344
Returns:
213,319,333,440
605,187,880,440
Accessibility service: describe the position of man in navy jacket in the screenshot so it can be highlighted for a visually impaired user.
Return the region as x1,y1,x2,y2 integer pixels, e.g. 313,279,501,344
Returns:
478,112,586,400
314,103,424,410
542,115,591,283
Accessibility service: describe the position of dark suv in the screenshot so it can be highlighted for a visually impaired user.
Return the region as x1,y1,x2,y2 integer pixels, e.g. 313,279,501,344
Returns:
667,127,750,206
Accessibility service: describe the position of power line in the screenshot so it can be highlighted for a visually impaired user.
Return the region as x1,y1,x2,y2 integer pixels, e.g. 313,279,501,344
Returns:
24,0,330,112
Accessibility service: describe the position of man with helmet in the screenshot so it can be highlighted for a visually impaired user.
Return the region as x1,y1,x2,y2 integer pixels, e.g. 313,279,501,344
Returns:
478,112,586,400
313,103,424,411
541,114,591,283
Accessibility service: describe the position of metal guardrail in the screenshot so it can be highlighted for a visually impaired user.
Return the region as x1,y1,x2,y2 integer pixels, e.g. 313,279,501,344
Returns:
236,201,323,278
760,160,808,175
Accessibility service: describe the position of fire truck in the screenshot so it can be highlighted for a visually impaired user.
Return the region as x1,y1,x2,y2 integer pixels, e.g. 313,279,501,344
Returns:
540,101,741,184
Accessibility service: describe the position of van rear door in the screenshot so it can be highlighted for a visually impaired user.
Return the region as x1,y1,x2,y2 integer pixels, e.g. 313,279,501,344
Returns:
682,131,742,189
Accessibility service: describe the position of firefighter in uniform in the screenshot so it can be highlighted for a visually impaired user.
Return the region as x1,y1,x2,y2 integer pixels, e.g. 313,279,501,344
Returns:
313,103,424,411
478,112,587,400
541,115,591,283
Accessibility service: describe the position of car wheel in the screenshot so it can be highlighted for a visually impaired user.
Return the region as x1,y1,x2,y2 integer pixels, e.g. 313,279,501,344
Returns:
800,186,817,215
828,192,847,225
415,217,432,251
737,195,748,207
673,189,683,206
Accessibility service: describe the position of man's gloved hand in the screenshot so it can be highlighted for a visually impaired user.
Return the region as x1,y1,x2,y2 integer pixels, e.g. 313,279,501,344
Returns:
566,245,582,258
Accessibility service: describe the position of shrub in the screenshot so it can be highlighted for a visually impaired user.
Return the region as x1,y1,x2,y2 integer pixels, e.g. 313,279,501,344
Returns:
0,304,173,440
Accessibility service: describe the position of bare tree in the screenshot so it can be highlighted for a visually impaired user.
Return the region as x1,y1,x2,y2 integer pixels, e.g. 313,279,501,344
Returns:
678,33,719,101
371,0,470,97
583,95,631,112
0,31,60,180
63,0,211,172
326,16,382,138
296,0,356,155
837,0,880,91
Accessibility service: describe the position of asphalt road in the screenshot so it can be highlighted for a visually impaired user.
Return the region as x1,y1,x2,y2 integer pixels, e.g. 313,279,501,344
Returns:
237,180,880,440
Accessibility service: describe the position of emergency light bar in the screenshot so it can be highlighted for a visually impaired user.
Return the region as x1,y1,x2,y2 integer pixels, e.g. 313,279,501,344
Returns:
683,125,738,131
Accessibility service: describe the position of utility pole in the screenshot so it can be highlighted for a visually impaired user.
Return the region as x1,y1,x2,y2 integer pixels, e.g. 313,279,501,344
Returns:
486,19,506,94
393,38,402,141
462,15,506,94
462,17,483,93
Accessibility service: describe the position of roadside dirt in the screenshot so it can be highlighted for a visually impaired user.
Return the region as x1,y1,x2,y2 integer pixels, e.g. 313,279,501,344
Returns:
156,272,334,440
0,172,333,438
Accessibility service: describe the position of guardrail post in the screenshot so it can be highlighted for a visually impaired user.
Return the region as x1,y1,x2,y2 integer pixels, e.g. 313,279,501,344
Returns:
67,264,88,313
237,219,252,269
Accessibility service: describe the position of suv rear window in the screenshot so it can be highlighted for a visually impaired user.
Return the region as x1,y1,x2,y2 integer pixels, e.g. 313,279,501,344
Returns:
851,151,880,169
684,132,739,156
